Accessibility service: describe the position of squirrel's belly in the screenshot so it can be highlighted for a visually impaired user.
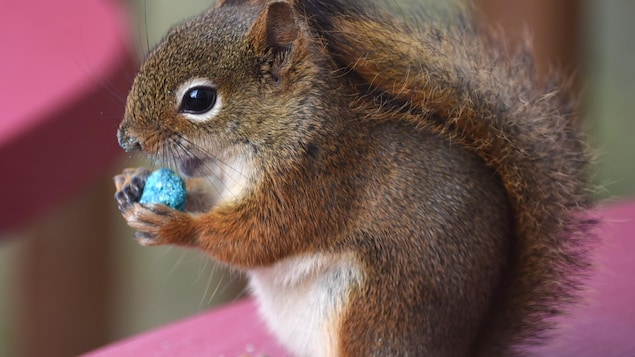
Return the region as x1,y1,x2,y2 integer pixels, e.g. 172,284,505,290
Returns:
248,252,363,357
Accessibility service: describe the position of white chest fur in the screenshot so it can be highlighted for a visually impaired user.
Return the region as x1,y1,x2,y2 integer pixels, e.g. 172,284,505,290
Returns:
248,253,363,357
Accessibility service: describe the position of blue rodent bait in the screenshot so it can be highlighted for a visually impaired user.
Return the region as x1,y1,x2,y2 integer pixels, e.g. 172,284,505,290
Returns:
139,168,187,211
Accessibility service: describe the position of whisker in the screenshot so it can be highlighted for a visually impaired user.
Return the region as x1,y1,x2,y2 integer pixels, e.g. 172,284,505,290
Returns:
171,134,241,188
74,44,130,109
200,263,219,308
206,273,226,307
169,137,228,196
74,10,138,108
178,134,249,178
143,0,151,55
165,250,188,279
149,126,254,201
192,253,210,285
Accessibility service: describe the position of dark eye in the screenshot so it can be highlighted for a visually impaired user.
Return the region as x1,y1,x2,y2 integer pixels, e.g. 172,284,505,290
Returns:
179,86,217,114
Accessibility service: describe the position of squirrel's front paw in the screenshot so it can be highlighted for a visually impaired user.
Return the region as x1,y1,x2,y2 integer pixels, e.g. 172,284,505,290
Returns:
114,167,151,212
114,168,196,246
122,203,194,246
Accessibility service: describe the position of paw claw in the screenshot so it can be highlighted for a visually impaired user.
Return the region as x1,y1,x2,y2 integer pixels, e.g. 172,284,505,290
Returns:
122,185,138,202
131,175,145,189
145,203,171,216
114,167,151,207
115,191,130,212
134,231,155,242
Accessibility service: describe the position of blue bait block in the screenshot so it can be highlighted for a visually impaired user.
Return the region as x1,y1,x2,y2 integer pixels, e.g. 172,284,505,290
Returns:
139,168,187,211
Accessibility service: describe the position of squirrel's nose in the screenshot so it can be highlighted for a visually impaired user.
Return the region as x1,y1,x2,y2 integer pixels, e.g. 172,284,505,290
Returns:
117,126,142,152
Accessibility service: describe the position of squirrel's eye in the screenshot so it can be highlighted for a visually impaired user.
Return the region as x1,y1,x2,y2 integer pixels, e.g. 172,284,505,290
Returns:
179,86,217,114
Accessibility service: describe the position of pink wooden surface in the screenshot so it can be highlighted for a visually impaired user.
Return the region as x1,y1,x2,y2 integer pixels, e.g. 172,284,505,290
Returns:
529,200,635,356
86,201,635,357
86,298,291,357
0,0,135,232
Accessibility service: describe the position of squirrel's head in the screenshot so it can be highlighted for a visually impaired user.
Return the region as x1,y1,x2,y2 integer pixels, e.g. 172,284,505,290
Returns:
118,0,335,179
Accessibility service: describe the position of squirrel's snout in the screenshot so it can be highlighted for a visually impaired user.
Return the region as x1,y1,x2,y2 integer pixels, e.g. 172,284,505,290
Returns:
117,126,142,152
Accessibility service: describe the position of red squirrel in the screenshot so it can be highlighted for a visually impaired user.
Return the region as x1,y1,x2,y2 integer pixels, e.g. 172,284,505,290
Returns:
114,0,597,355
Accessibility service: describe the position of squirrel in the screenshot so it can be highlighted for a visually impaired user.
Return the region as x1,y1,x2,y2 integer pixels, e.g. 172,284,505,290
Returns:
114,0,597,355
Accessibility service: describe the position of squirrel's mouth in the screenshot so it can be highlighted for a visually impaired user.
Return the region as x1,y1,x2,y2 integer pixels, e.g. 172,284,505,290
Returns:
178,158,204,177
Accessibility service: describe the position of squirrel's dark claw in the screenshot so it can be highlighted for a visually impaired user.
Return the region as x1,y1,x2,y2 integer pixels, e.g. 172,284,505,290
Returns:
131,175,147,194
114,167,152,212
144,203,172,216
134,231,155,241
115,191,129,213
123,184,140,202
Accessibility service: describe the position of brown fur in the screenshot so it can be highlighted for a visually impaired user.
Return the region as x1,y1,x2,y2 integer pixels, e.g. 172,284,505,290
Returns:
291,1,598,354
114,1,596,356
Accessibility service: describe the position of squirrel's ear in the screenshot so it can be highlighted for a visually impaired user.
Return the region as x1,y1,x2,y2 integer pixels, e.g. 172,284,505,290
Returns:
247,1,300,53
215,0,231,7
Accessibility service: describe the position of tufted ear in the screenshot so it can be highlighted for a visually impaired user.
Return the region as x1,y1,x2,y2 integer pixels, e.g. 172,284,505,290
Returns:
247,1,300,54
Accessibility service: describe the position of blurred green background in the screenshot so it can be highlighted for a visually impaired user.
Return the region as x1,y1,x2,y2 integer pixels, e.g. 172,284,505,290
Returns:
0,0,633,356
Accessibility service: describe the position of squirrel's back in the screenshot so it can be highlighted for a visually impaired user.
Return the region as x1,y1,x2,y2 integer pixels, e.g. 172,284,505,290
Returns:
293,0,597,354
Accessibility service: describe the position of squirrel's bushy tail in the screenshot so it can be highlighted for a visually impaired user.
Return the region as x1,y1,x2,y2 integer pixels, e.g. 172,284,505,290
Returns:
294,0,598,354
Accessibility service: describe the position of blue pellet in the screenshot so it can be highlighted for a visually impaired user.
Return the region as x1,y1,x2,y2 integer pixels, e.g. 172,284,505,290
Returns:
139,168,187,211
